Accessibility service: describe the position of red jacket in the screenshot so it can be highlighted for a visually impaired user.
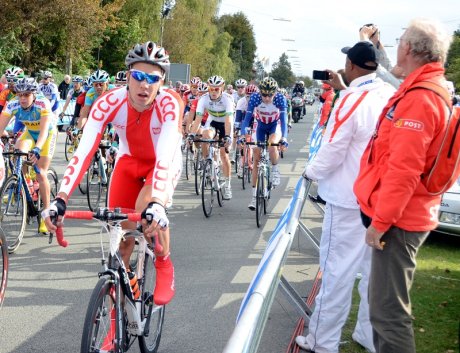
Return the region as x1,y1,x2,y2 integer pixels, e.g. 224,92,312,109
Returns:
319,89,334,126
354,62,450,232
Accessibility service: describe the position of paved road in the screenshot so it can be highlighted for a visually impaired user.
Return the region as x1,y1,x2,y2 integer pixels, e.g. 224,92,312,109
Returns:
0,104,322,353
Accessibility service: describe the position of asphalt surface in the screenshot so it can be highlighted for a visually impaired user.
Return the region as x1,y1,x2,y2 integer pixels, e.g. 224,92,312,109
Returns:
0,104,323,353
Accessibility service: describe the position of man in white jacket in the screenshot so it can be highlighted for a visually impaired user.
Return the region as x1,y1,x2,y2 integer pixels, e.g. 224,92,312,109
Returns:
296,41,395,353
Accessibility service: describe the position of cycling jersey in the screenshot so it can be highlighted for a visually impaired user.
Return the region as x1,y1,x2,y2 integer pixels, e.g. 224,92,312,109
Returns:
190,97,208,124
196,92,234,124
60,87,184,207
39,82,59,112
84,84,116,107
232,91,245,105
2,94,53,141
0,88,16,108
183,91,197,113
241,92,288,139
66,88,84,100
235,96,249,125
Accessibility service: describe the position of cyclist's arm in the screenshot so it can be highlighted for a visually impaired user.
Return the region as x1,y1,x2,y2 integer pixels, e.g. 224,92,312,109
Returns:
78,104,90,129
151,94,183,206
61,95,72,115
190,97,205,134
0,111,13,136
241,95,256,135
35,113,52,150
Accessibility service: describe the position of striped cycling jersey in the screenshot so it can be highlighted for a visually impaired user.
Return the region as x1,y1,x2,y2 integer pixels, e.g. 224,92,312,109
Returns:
195,92,234,123
2,94,53,140
59,86,184,206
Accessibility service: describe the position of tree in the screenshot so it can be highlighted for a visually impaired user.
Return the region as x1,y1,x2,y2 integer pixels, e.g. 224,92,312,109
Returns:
446,28,460,92
270,53,296,88
218,12,257,83
297,75,313,88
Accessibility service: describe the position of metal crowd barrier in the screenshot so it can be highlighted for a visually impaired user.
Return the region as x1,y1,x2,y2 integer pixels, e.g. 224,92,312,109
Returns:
223,176,319,353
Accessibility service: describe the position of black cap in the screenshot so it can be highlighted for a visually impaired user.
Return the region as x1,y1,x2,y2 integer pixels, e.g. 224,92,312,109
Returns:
341,41,378,71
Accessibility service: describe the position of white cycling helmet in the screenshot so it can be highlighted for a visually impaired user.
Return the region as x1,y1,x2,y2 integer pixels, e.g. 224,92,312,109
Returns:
125,41,170,74
72,75,83,83
115,70,127,82
42,70,53,79
197,82,208,92
190,76,201,85
90,69,109,83
235,78,247,87
207,75,225,86
5,66,24,79
15,78,39,93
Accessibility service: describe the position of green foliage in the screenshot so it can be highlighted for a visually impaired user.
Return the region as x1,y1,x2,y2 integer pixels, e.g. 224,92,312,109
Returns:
270,53,296,88
218,12,257,83
0,0,257,84
446,29,460,92
297,75,313,88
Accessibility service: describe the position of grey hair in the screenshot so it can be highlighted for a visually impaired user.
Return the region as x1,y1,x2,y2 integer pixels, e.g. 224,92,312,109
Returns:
403,18,452,64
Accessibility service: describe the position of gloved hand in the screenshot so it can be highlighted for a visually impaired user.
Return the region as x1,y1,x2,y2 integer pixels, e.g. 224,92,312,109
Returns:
187,133,196,142
237,136,245,145
42,197,67,231
59,112,64,119
106,146,118,163
280,138,289,148
141,202,169,230
223,135,232,147
29,147,41,161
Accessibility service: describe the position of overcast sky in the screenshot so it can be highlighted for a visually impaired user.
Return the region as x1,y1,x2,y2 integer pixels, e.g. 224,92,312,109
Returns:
218,0,460,78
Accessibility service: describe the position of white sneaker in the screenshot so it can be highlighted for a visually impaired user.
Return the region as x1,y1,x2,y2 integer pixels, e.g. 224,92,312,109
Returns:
295,336,313,351
248,196,256,210
223,186,232,200
272,169,281,186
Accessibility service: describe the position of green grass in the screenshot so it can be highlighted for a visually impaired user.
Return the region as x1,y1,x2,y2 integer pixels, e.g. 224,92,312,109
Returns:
340,233,460,353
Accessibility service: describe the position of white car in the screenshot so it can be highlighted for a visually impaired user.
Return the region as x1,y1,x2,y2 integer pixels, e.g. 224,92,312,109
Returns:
437,179,460,236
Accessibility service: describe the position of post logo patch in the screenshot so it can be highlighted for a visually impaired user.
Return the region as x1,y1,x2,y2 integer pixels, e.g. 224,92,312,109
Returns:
394,118,424,131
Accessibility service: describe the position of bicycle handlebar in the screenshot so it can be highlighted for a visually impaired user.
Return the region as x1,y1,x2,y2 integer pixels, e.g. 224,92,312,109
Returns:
243,141,280,147
50,208,142,248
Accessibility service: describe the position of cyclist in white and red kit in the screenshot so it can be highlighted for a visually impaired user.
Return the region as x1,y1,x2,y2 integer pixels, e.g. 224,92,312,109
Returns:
43,41,183,306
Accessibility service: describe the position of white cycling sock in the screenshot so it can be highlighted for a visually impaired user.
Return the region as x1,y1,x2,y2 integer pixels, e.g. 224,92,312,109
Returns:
271,164,279,172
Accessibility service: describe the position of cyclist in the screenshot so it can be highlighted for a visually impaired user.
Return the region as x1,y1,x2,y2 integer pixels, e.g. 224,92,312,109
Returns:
0,66,25,114
78,69,113,129
235,84,259,178
183,77,200,115
189,75,234,199
59,75,84,126
232,78,247,104
0,78,57,234
240,77,288,210
38,71,60,114
43,41,183,306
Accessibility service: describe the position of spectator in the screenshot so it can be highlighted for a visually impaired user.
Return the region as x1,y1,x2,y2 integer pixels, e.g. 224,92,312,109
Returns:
318,83,334,127
58,74,71,100
359,24,402,89
297,41,395,353
353,18,452,353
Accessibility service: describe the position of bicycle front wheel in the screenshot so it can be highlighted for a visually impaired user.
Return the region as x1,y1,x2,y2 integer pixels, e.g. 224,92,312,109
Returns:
0,228,8,306
138,255,165,353
64,134,72,162
87,157,102,211
0,176,27,253
256,170,265,228
201,160,213,217
81,275,121,353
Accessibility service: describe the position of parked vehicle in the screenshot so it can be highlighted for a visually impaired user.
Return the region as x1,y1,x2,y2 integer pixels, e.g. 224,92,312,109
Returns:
305,93,315,105
437,178,460,236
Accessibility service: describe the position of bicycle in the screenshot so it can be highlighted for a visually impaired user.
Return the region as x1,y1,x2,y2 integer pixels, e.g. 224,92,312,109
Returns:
0,151,59,253
194,138,227,217
64,125,82,162
53,207,165,353
239,135,254,190
86,140,113,211
246,140,280,228
192,141,203,196
0,227,8,306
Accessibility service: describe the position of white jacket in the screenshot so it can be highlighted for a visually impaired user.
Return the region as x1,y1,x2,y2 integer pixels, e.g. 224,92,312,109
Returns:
306,73,395,209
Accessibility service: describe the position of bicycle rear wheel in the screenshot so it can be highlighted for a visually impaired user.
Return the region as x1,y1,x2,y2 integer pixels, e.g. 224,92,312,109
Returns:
0,176,26,253
201,160,213,217
0,228,8,306
64,134,72,162
81,275,121,353
256,171,265,228
87,157,102,211
185,145,192,180
138,254,165,353
194,148,202,195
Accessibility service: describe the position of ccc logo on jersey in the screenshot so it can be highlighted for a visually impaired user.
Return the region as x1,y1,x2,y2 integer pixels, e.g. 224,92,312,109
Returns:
158,95,177,123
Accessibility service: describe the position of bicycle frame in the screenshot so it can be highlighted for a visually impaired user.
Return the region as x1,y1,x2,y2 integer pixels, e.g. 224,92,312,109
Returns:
198,139,225,191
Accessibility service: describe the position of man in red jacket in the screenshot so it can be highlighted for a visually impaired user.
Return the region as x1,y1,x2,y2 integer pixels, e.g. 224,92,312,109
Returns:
353,18,452,353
